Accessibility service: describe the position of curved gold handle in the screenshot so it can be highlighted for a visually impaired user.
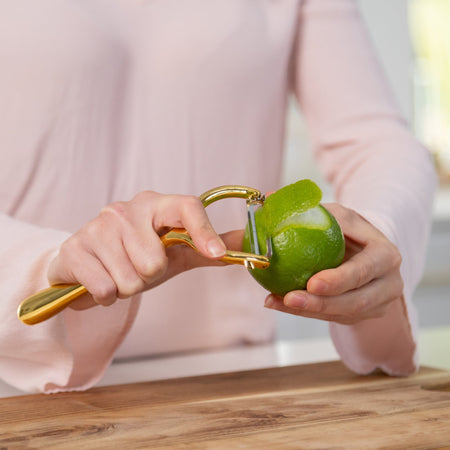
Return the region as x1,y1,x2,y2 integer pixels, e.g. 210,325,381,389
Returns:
199,185,263,207
18,285,87,325
18,185,269,325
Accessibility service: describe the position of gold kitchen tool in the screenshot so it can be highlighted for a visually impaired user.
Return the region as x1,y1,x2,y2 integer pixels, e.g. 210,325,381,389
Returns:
17,185,270,325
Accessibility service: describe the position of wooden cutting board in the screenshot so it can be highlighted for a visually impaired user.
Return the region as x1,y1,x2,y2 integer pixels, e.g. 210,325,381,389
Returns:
0,360,449,449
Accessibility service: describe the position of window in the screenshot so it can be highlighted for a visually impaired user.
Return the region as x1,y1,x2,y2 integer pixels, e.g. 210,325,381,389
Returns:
409,0,450,184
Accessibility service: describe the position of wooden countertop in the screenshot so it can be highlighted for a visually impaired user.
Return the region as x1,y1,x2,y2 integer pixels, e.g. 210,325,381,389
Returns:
1,360,449,449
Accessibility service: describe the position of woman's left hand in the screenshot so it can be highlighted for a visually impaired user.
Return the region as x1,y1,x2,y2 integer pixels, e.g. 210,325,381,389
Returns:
264,203,404,325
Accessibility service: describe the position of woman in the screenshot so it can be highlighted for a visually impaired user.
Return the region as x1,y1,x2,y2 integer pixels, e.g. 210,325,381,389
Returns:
0,0,436,393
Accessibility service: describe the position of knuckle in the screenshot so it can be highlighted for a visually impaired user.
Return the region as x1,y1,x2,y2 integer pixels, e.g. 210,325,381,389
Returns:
197,223,215,241
100,201,129,222
139,256,168,283
59,236,83,260
84,217,107,239
316,298,328,314
350,292,370,318
102,200,126,215
93,281,117,305
182,195,203,214
117,278,145,299
133,190,158,205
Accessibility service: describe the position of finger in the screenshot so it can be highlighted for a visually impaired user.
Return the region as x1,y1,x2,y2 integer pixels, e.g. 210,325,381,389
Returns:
87,217,169,298
177,228,245,266
122,224,169,286
163,229,245,277
154,194,226,259
285,271,403,321
322,203,383,244
264,294,345,323
180,197,227,258
265,293,393,325
48,249,117,307
69,293,97,310
99,197,169,288
307,239,401,296
91,237,148,300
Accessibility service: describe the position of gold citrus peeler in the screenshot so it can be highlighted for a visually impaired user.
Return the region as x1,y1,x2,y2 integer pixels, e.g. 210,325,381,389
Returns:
17,185,270,325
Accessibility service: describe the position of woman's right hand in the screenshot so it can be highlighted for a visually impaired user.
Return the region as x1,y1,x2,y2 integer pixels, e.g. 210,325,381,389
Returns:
47,191,240,310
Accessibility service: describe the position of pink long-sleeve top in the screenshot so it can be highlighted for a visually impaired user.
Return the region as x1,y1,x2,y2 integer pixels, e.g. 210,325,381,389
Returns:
0,0,436,393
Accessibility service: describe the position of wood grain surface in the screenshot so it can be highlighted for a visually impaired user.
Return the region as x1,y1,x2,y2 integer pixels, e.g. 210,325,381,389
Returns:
0,360,450,449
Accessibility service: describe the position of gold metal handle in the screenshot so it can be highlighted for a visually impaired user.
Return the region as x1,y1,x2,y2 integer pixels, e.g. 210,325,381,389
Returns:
199,185,263,207
18,285,87,325
17,185,269,325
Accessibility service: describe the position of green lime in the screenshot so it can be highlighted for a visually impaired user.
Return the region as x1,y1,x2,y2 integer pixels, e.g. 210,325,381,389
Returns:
242,179,345,296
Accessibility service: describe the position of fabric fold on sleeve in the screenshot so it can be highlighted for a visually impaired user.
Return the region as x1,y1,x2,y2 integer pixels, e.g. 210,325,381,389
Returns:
0,213,139,393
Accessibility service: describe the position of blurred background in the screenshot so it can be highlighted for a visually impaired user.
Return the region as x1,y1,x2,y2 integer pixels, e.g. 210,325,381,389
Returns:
277,0,450,362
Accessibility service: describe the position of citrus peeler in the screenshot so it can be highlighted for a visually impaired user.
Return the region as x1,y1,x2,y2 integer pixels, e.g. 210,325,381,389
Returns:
17,185,271,325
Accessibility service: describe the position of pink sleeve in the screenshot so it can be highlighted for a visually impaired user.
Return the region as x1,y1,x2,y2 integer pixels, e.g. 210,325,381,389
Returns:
0,214,139,393
293,0,437,375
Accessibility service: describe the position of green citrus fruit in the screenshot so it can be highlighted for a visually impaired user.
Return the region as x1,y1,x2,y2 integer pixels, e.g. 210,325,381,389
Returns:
242,179,345,296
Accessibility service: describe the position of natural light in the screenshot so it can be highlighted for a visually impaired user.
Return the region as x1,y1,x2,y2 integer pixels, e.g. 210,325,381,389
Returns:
409,0,450,184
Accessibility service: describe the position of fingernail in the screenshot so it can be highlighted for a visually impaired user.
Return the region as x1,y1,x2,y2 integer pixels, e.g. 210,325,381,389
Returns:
207,239,226,258
285,293,307,309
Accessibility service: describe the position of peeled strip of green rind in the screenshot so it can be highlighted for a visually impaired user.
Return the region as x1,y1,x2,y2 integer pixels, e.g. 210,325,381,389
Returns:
262,180,322,236
273,205,331,235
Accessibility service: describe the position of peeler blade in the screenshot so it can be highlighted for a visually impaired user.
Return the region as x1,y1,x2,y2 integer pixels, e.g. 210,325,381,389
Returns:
246,202,260,256
246,200,272,266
